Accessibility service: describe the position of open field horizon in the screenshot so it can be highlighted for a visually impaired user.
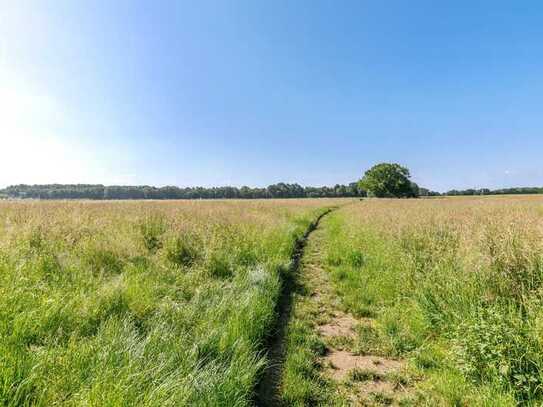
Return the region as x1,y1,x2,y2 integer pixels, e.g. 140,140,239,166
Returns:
3,1,543,405
2,195,543,405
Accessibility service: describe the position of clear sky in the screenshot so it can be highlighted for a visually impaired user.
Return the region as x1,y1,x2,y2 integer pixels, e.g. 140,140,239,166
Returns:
1,1,542,191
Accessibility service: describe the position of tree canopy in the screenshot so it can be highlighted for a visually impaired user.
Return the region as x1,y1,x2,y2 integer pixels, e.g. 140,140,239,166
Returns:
358,163,419,198
0,183,366,200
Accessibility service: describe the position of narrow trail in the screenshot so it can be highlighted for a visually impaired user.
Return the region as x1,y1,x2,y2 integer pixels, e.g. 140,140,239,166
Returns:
303,217,410,405
256,203,410,406
255,208,334,407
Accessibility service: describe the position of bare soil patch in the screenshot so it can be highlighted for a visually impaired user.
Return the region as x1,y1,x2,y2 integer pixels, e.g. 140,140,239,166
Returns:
318,314,357,338
325,350,404,381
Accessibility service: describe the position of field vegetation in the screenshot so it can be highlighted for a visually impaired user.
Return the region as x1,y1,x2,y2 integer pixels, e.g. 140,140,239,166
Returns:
0,199,341,406
323,195,543,405
4,194,543,406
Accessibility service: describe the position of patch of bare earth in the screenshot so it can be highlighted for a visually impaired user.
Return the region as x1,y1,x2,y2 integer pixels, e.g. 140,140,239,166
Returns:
326,351,404,381
318,314,357,338
303,228,411,405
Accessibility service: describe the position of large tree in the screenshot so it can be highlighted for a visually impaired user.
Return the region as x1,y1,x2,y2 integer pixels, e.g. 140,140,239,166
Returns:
358,163,418,198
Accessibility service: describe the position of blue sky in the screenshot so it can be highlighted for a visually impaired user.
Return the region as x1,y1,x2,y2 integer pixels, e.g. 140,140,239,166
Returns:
1,1,542,191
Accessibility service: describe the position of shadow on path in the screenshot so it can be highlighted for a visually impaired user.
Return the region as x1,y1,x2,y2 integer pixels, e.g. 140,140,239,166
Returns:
255,208,335,407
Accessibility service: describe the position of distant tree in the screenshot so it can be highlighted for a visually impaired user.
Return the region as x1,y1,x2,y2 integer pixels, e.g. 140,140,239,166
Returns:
239,186,252,199
0,180,382,200
410,182,420,198
417,188,441,197
419,187,429,197
358,163,418,198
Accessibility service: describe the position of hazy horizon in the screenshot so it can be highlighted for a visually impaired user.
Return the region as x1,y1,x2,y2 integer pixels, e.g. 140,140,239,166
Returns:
2,1,542,191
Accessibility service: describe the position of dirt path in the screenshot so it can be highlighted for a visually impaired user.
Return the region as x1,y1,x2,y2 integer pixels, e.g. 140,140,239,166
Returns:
255,209,334,407
303,221,411,406
256,206,412,406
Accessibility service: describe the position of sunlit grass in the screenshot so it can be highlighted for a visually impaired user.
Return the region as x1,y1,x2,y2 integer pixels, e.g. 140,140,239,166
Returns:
0,199,342,406
324,195,543,405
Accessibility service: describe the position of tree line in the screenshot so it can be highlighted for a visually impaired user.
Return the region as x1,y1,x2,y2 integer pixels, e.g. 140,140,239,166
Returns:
0,183,366,200
2,163,540,200
442,187,543,196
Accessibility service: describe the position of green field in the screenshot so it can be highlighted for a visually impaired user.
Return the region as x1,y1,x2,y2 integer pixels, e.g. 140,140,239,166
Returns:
0,199,340,406
2,196,543,406
280,195,543,406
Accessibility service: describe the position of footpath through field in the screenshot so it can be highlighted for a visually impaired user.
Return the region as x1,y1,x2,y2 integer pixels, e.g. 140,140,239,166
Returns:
257,204,411,406
255,208,334,406
301,216,409,405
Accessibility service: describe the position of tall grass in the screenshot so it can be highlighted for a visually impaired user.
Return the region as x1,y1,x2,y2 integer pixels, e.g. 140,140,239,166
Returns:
324,196,543,405
0,199,340,406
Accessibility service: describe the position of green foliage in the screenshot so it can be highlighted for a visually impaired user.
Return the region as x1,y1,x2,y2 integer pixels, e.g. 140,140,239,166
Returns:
281,316,334,406
1,182,365,200
452,305,541,401
446,187,543,196
358,163,418,198
348,368,382,382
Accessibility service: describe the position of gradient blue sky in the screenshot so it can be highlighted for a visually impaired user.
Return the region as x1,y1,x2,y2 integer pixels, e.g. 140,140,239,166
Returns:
1,1,542,191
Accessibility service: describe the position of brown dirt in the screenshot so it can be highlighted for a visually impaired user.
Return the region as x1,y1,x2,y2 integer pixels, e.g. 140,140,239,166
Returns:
325,350,404,381
317,314,357,338
358,380,397,395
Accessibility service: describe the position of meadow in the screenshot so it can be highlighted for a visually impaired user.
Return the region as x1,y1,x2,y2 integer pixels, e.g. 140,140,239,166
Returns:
0,199,340,406
3,196,543,406
323,196,543,405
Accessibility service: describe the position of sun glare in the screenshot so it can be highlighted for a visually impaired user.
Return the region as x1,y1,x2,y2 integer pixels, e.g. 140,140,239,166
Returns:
0,84,97,187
